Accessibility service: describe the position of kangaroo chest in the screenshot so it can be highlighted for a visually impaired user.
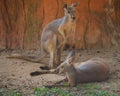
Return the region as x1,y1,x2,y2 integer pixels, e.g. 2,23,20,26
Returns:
64,22,75,33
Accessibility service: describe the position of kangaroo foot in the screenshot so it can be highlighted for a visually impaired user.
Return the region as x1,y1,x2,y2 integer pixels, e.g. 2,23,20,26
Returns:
30,70,49,76
40,66,50,70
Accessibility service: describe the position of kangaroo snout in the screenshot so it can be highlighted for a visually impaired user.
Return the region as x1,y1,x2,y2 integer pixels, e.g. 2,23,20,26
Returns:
72,16,75,20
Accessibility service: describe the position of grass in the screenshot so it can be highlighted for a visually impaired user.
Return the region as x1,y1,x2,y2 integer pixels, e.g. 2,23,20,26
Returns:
82,83,101,90
32,87,75,96
0,84,118,96
87,90,118,96
0,88,21,96
31,84,118,96
80,84,118,96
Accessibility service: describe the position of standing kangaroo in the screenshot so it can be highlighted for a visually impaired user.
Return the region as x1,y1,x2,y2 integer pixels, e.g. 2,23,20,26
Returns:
50,50,110,86
8,3,78,69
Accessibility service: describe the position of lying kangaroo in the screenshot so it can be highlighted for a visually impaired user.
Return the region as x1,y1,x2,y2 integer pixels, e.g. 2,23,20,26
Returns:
8,3,78,69
31,51,109,86
31,50,110,86
49,50,110,86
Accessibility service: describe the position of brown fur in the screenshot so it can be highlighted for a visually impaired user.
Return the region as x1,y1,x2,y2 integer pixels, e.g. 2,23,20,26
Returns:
7,3,78,69
53,50,110,86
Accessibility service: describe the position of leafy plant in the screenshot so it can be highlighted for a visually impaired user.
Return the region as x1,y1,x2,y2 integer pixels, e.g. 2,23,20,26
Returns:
32,87,75,96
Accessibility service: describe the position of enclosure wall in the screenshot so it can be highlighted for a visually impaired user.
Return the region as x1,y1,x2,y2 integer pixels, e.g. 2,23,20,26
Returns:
0,0,120,49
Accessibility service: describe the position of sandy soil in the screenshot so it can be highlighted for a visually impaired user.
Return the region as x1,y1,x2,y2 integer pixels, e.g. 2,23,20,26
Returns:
0,47,120,95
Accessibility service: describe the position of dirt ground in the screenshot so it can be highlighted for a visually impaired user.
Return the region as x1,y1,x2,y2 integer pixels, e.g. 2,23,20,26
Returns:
0,47,120,95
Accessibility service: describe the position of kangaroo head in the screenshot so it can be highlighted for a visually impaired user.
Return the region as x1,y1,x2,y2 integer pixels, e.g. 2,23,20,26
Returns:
57,50,76,73
63,50,76,68
63,2,79,20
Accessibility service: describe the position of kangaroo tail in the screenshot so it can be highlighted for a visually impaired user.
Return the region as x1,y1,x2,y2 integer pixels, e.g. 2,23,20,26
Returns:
6,51,47,63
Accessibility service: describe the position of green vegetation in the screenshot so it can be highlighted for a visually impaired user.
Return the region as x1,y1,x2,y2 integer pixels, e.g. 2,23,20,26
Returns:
32,87,75,96
0,88,20,96
0,84,118,96
87,90,118,96
31,84,118,96
80,84,118,96
82,83,101,90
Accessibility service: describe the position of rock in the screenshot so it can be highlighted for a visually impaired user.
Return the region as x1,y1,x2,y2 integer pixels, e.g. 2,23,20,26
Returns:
0,0,120,49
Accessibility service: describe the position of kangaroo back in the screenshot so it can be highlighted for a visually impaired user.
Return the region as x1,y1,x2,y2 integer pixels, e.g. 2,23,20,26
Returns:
76,58,109,82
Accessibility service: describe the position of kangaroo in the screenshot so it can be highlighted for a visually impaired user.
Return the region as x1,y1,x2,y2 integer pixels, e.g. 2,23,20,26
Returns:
50,50,110,86
30,50,110,87
7,3,78,69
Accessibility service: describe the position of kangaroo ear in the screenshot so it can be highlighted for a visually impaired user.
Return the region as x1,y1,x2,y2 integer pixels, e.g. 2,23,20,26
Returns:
63,3,67,9
71,2,79,7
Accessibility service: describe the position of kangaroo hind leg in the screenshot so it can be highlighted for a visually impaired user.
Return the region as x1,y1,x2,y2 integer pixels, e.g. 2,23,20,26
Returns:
56,40,65,66
48,35,57,69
